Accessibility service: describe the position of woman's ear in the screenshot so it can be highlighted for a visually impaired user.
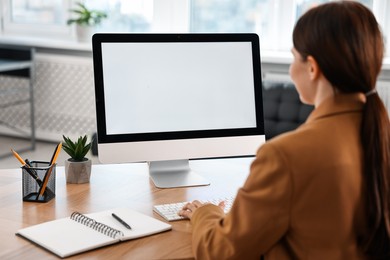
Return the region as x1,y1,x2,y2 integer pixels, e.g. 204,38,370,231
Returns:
307,55,320,80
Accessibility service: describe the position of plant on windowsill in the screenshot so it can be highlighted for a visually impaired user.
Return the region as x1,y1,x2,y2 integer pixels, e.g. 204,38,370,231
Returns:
62,135,93,184
66,2,107,42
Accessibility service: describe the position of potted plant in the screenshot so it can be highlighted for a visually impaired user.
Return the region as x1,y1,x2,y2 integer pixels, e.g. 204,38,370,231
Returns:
67,2,107,42
62,135,93,184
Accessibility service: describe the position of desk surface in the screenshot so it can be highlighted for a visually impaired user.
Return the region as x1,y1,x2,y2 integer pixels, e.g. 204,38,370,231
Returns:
0,157,253,259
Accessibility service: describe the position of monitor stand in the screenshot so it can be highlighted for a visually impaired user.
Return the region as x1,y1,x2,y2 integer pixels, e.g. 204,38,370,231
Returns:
149,159,210,189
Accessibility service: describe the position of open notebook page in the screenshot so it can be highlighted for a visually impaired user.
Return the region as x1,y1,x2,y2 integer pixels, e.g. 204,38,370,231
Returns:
16,208,171,258
88,207,172,241
16,217,117,258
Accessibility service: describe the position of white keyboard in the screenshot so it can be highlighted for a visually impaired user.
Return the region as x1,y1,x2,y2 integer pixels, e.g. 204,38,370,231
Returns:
153,197,234,221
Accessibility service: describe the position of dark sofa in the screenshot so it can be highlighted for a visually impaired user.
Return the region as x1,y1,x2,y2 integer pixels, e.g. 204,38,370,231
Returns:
262,82,314,140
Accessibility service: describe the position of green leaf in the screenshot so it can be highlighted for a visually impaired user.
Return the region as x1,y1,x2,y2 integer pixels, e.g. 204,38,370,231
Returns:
62,135,92,161
66,1,107,26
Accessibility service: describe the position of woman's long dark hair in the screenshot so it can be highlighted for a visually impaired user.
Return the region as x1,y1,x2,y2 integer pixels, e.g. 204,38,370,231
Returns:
293,1,390,258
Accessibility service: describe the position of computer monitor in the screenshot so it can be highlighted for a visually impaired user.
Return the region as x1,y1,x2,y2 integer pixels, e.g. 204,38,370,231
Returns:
92,33,265,188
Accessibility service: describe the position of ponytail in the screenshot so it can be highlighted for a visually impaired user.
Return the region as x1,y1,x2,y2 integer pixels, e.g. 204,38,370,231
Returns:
361,93,390,258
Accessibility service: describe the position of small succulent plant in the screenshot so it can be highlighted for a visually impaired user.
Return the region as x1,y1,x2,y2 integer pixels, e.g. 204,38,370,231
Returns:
62,135,92,162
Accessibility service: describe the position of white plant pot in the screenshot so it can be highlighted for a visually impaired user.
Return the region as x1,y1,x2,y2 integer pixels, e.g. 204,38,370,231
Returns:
76,25,93,43
65,158,92,184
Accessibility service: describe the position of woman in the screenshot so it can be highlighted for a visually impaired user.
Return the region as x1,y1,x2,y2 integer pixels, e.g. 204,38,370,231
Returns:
179,1,390,259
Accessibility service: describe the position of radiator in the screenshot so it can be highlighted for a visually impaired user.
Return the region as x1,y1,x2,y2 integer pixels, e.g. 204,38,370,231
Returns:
377,81,390,116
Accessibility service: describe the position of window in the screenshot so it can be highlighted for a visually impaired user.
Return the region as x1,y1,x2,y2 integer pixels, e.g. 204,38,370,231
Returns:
10,0,65,25
83,0,189,33
189,0,382,52
84,0,153,33
190,0,293,51
190,0,262,33
2,0,71,38
295,0,372,19
1,0,389,57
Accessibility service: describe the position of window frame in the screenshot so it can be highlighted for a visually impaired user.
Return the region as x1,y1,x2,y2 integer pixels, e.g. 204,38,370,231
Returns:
1,0,73,39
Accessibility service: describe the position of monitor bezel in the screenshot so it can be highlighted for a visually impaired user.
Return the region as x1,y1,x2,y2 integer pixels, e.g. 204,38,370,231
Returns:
92,33,264,145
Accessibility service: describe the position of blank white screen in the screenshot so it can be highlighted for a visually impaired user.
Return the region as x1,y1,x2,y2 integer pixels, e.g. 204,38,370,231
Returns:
102,42,257,135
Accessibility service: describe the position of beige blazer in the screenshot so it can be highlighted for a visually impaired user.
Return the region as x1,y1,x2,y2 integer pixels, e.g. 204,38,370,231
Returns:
191,93,368,260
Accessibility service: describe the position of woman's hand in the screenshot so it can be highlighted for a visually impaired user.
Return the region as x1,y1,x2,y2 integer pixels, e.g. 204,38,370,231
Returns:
178,200,225,219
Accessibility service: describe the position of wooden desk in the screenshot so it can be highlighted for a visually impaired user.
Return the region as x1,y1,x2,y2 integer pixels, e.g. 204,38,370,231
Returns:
0,157,253,259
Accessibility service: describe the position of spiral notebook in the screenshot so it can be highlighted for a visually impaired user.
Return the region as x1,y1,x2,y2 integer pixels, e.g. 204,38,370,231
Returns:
16,208,172,258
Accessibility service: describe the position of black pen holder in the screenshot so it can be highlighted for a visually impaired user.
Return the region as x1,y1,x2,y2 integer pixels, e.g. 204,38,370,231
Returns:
22,161,56,203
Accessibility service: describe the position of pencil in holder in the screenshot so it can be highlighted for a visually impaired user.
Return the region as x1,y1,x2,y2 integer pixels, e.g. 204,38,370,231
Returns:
22,161,56,202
